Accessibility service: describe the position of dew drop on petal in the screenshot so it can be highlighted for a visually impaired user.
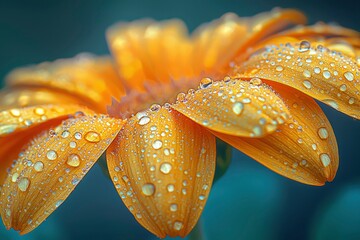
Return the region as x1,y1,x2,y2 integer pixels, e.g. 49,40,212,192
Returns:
323,99,339,110
74,132,82,140
67,154,81,167
142,183,155,196
298,41,311,52
160,162,172,174
10,109,21,117
317,127,329,140
34,107,45,115
84,131,101,143
138,116,151,126
46,150,58,160
344,71,354,81
61,130,70,138
167,184,175,192
18,177,30,192
33,161,44,172
152,140,163,149
320,153,331,167
199,77,213,89
302,80,312,89
173,221,183,231
232,102,244,115
170,204,178,212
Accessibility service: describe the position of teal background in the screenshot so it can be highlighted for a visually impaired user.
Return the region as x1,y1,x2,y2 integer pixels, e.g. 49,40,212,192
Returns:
1,0,360,240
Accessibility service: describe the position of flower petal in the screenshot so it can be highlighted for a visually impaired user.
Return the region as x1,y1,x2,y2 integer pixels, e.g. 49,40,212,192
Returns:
172,78,289,137
213,83,338,186
6,54,124,113
107,19,194,92
0,118,65,185
193,8,307,74
235,41,360,119
0,104,93,137
107,107,216,238
0,88,82,111
0,115,123,234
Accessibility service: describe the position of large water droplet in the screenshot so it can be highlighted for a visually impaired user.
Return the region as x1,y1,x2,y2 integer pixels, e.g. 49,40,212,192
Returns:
302,80,312,89
232,102,244,115
298,41,310,52
199,77,213,89
167,184,175,192
10,109,21,117
67,154,81,167
344,71,354,81
34,161,44,172
138,116,150,126
46,150,58,160
18,177,30,191
142,183,155,196
152,140,163,149
320,153,331,167
84,131,101,143
160,162,172,174
317,127,329,140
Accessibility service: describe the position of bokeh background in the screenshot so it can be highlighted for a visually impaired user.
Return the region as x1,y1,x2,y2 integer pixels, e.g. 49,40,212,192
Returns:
1,0,360,239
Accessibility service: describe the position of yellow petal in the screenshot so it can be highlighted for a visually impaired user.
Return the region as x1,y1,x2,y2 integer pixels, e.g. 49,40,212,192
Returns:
172,78,289,137
0,118,65,185
6,54,124,113
0,87,82,111
107,107,216,238
213,83,338,186
0,104,93,137
193,8,307,74
0,115,123,234
107,19,194,92
235,41,360,119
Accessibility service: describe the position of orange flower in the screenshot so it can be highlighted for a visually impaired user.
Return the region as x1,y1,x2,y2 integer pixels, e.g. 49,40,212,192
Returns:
0,8,359,238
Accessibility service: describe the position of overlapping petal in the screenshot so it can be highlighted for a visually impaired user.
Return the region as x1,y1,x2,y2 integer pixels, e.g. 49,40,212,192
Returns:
6,54,124,112
213,83,338,186
0,115,123,234
172,78,289,137
107,107,216,238
0,104,93,136
235,41,360,119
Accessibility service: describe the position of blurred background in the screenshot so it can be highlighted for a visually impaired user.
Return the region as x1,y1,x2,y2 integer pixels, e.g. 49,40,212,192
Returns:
1,0,360,239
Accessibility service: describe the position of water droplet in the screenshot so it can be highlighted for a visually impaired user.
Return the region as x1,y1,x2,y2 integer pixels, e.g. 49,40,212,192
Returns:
67,154,81,167
61,130,70,138
69,141,77,148
74,132,82,140
314,67,321,74
46,150,58,160
298,41,311,52
349,97,355,105
275,66,283,72
150,104,161,112
173,221,183,231
322,70,331,79
160,162,172,174
344,71,354,81
152,140,163,149
200,77,213,89
55,200,63,208
250,78,262,85
317,127,329,140
242,98,251,104
34,161,44,172
232,102,244,115
302,80,312,89
71,178,80,185
320,153,331,167
170,203,178,212
18,177,30,191
199,195,206,200
303,70,311,78
167,184,175,192
323,99,339,109
34,107,45,116
339,84,347,92
11,172,19,182
177,92,186,102
84,131,101,143
10,109,21,117
138,116,150,126
142,183,155,196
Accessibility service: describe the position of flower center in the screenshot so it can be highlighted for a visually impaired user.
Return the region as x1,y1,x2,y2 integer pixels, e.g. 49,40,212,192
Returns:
107,76,204,119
